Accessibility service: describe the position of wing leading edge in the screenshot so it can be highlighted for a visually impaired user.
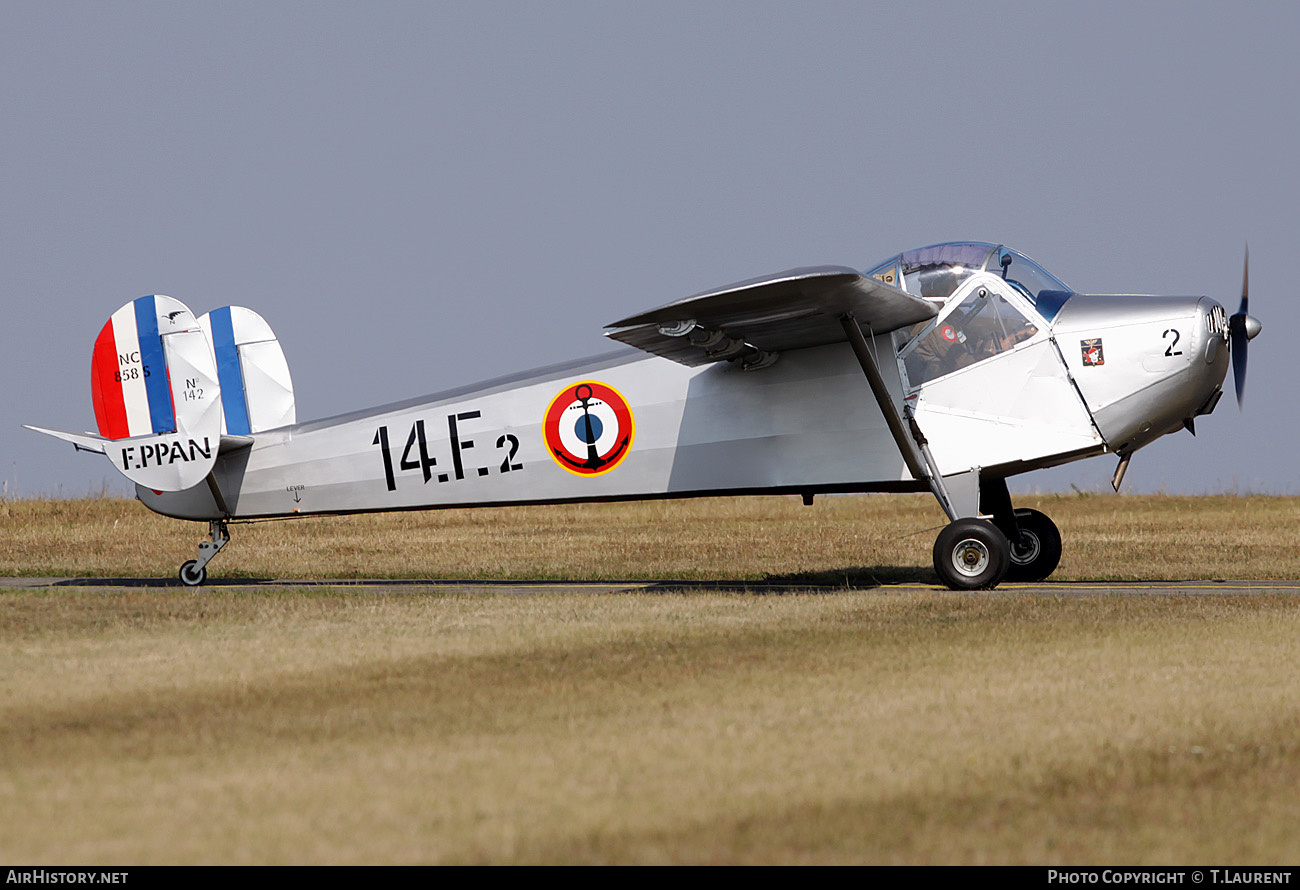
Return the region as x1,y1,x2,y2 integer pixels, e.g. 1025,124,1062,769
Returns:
605,266,937,367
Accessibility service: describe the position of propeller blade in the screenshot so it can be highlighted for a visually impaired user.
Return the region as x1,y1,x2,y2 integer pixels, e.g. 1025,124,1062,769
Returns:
1229,245,1251,407
1240,244,1249,317
1230,327,1248,406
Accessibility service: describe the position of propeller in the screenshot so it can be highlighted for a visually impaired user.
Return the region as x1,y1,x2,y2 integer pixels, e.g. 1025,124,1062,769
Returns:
1228,245,1262,407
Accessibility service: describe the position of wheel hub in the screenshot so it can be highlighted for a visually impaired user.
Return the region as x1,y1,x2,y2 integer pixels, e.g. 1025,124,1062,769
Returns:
1010,530,1042,564
952,539,990,576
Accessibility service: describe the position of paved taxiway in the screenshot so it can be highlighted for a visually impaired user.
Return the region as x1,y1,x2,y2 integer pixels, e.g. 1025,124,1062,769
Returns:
3,578,1299,596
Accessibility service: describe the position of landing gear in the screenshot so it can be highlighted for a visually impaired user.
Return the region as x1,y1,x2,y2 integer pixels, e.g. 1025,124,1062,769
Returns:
933,518,1010,590
929,477,1063,590
178,519,229,587
179,560,207,586
1003,508,1062,583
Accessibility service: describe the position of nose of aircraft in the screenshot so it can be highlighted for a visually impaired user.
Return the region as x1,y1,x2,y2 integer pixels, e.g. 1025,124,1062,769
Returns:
1050,288,1241,457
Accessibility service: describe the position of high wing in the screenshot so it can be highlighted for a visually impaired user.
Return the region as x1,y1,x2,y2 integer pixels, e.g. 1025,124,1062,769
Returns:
605,266,938,366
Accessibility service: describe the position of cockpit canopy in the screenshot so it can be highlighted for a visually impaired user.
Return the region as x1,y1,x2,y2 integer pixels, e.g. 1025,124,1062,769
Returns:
864,242,1073,321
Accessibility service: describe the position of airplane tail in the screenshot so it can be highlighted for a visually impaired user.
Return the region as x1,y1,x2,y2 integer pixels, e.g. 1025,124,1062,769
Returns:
197,306,296,436
27,296,294,492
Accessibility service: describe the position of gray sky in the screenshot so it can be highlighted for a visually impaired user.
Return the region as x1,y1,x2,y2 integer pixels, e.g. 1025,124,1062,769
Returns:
4,1,1297,498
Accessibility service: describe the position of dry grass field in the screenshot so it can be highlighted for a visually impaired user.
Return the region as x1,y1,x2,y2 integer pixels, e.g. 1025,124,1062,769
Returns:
3,492,1299,582
2,495,1300,864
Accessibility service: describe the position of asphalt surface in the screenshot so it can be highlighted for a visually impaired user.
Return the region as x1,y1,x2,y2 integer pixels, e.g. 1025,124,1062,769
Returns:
3,577,1299,596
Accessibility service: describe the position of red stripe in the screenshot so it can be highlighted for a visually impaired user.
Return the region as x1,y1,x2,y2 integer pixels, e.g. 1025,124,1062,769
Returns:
91,321,129,439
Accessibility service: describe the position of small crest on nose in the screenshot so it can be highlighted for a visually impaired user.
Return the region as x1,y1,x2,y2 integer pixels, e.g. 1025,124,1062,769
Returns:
1080,338,1105,366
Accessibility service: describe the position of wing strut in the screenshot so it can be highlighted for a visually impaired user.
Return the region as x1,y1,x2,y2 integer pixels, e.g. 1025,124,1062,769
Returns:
838,315,960,520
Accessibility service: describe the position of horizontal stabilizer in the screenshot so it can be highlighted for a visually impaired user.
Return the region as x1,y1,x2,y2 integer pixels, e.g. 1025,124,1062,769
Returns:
22,425,108,454
199,307,296,434
30,426,221,491
606,266,937,366
26,424,253,458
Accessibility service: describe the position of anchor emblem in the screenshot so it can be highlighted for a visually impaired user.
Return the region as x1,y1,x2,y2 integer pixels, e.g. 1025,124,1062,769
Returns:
543,380,635,476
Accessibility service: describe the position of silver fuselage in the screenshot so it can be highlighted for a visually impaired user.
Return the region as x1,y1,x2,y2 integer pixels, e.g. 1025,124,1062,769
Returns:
140,289,1230,522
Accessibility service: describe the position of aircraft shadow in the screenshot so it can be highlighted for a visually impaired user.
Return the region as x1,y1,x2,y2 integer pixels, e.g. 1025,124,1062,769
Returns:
759,565,936,590
629,565,937,593
51,577,276,588
43,569,937,591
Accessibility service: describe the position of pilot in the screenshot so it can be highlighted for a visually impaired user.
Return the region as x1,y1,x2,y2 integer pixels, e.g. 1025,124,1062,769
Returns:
906,293,1039,382
996,319,1038,351
909,320,976,380
903,266,977,381
961,318,1039,364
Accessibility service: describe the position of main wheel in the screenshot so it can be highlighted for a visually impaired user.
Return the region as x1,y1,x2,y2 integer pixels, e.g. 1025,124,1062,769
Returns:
933,518,1011,590
1004,508,1062,583
179,560,207,587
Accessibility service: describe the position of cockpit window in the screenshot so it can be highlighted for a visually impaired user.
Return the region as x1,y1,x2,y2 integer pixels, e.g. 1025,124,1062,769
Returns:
865,243,996,301
900,285,1040,386
864,242,1073,321
995,247,1071,318
900,243,997,298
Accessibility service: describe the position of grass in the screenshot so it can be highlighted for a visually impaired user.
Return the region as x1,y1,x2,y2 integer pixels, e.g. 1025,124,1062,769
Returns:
2,493,1299,582
2,495,1300,863
1,589,1299,864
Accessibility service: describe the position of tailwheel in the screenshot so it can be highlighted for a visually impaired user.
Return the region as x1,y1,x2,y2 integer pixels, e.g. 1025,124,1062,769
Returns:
176,519,229,588
1004,508,1062,583
179,560,207,587
933,518,1010,590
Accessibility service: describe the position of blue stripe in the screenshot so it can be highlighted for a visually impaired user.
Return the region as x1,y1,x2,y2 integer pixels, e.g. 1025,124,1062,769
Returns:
134,296,176,434
210,307,251,435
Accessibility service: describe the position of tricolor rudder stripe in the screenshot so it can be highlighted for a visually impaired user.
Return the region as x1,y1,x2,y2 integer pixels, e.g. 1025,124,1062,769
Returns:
85,295,226,491
197,306,296,435
92,295,186,439
207,306,251,436
134,296,176,434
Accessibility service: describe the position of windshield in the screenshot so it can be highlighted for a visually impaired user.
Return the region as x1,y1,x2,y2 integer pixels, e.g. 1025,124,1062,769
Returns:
995,246,1071,315
900,285,1041,386
865,242,1073,320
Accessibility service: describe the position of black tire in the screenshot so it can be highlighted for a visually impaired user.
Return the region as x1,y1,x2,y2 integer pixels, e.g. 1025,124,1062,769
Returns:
933,518,1011,590
1004,508,1062,583
179,560,207,587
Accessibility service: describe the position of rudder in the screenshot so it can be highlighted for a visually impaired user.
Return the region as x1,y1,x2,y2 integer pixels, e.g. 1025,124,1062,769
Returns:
198,306,296,435
88,295,223,491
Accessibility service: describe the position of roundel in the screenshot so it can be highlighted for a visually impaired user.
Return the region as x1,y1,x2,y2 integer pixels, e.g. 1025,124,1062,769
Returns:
543,380,635,476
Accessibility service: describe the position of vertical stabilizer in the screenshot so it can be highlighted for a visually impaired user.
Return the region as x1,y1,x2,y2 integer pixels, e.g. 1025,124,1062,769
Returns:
199,306,296,434
87,295,223,490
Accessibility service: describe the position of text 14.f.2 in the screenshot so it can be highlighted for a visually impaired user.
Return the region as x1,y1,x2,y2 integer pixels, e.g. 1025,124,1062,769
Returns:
372,411,522,492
